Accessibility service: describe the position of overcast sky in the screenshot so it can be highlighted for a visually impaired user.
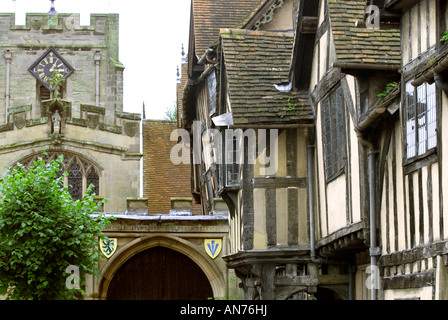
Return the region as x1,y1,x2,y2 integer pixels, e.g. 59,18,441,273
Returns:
0,0,191,119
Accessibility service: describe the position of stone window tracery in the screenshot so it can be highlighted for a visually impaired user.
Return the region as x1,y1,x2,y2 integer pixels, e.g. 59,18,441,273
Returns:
15,152,101,199
68,162,82,200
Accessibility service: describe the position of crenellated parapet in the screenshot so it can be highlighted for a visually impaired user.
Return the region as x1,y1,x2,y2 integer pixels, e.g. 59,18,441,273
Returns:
0,12,118,37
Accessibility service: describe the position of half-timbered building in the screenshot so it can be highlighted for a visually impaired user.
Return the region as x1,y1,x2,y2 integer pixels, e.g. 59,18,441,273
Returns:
372,0,448,300
181,0,448,300
183,0,322,300
295,0,448,300
304,0,401,300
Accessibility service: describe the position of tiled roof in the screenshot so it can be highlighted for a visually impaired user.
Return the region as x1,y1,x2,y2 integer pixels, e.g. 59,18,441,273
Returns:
328,0,401,68
221,29,314,125
193,0,261,56
412,45,448,86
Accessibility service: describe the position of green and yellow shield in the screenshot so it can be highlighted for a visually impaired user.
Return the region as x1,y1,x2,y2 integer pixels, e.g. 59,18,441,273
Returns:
100,237,117,259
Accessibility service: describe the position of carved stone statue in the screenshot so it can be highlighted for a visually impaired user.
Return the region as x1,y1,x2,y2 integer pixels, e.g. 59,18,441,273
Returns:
52,110,61,134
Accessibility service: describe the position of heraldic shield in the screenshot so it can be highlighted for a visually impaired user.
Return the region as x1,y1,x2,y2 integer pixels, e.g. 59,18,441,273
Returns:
204,239,222,259
100,237,117,259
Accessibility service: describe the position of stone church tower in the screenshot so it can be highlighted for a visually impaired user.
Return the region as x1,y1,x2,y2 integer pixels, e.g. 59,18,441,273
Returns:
0,11,141,213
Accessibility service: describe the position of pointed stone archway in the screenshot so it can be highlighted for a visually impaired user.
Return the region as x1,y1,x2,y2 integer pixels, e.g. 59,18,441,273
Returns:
98,235,226,300
106,246,213,299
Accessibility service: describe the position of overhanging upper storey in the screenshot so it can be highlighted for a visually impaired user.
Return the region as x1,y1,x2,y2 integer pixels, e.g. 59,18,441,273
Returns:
329,0,401,73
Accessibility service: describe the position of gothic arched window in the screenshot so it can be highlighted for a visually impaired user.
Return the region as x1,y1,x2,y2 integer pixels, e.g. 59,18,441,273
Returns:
15,152,102,200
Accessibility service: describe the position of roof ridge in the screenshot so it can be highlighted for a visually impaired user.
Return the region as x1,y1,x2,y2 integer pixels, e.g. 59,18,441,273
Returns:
236,0,272,28
220,28,293,38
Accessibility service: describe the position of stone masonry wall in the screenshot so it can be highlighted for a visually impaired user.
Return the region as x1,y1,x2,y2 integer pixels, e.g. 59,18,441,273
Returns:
0,13,123,125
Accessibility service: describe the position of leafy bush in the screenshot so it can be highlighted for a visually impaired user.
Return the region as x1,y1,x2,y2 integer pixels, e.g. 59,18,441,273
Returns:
0,152,111,300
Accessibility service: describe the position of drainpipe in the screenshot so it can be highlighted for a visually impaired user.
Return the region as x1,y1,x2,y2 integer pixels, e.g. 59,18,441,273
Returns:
94,51,101,106
5,50,11,124
357,131,379,300
306,128,321,264
307,144,317,262
368,147,378,301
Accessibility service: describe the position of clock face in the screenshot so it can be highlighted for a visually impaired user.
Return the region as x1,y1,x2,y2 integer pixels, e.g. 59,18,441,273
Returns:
29,48,74,90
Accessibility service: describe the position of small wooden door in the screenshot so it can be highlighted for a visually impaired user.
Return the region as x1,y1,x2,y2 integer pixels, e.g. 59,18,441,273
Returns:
107,246,213,300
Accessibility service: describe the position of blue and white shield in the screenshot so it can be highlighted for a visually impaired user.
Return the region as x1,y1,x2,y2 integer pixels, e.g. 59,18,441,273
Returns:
204,239,222,259
100,237,117,259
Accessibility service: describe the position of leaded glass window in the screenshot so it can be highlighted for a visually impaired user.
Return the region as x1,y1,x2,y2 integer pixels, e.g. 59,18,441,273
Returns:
321,86,346,181
226,135,240,186
405,81,437,159
87,169,99,195
68,163,82,200
208,71,217,114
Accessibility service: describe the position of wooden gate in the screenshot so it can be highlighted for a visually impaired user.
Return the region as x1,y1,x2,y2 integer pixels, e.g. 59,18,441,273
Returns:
106,246,213,300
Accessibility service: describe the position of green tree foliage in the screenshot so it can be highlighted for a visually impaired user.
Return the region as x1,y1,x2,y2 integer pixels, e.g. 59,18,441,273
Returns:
0,152,112,300
164,103,178,121
48,71,66,99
